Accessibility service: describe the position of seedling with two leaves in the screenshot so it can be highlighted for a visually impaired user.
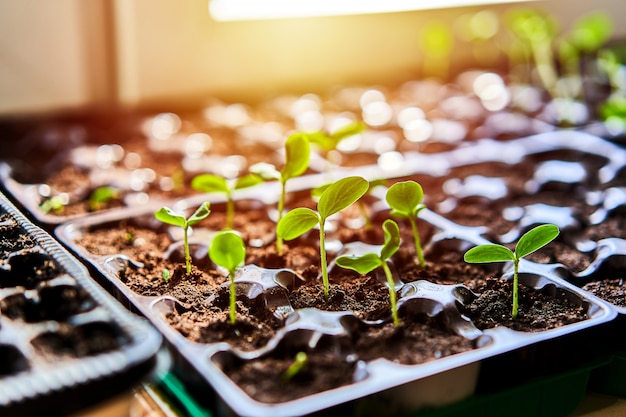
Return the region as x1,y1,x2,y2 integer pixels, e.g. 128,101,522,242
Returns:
191,173,262,229
277,176,369,300
250,132,311,254
335,219,402,326
154,202,211,275
464,223,560,319
386,180,427,269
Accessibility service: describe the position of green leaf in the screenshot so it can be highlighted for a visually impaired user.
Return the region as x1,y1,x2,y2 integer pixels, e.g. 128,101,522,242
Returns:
515,224,560,259
209,230,246,272
464,244,515,263
187,202,212,227
380,219,401,261
154,207,187,228
570,11,612,52
235,173,263,190
318,176,368,220
386,181,424,218
335,253,382,275
191,174,228,194
330,121,365,142
282,133,311,181
277,207,319,241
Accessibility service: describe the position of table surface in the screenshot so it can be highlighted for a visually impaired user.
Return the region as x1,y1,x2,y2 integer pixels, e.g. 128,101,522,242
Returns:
70,385,626,417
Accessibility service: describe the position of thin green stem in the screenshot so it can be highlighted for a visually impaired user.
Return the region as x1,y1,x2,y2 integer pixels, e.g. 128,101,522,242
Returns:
276,181,286,254
229,271,237,324
410,217,425,269
319,221,329,300
281,352,308,383
358,201,371,229
183,226,191,274
382,261,400,326
512,259,519,319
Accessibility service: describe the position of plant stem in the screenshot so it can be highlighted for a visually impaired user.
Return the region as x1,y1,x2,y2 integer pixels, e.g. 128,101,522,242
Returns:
382,261,400,326
183,226,191,274
512,259,519,319
276,182,286,254
229,272,237,324
226,198,235,230
358,201,371,229
319,222,329,300
410,217,425,269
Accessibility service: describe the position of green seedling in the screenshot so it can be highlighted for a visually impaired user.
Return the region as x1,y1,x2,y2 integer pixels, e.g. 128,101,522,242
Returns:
154,202,211,275
335,219,402,326
209,229,246,325
307,122,365,168
40,195,67,214
386,180,427,269
280,351,308,383
463,223,560,319
162,268,171,282
277,176,369,300
191,173,262,229
250,132,311,254
88,186,121,212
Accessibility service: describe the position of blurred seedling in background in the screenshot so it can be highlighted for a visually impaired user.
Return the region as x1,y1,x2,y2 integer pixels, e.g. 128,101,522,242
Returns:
386,180,427,269
277,176,368,300
209,229,246,325
39,195,67,214
307,121,365,170
464,223,560,319
154,202,211,275
280,352,309,383
335,219,402,326
250,132,311,254
88,186,121,212
191,172,263,229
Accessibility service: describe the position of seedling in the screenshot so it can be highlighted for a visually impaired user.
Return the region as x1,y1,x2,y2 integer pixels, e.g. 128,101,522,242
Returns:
280,351,308,383
277,176,369,300
209,229,246,325
39,195,67,214
162,268,171,282
154,202,211,275
191,173,262,229
463,223,559,319
335,219,402,326
88,186,121,212
250,132,311,254
307,121,364,152
386,180,427,269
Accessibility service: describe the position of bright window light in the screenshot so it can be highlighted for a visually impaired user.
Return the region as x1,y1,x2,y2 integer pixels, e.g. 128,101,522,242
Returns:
209,0,536,21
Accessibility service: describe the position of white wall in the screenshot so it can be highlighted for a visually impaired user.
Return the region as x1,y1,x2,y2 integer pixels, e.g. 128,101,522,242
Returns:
0,0,625,114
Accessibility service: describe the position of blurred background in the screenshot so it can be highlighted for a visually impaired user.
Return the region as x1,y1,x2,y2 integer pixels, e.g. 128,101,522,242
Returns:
1,0,624,116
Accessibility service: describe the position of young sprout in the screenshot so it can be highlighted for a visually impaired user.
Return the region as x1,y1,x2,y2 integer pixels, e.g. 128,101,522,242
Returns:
250,133,311,254
154,202,211,275
40,195,67,214
209,230,246,325
308,121,365,169
464,224,560,319
335,219,402,326
162,268,171,282
277,176,369,300
88,186,121,212
280,351,308,383
386,180,427,269
191,173,262,229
